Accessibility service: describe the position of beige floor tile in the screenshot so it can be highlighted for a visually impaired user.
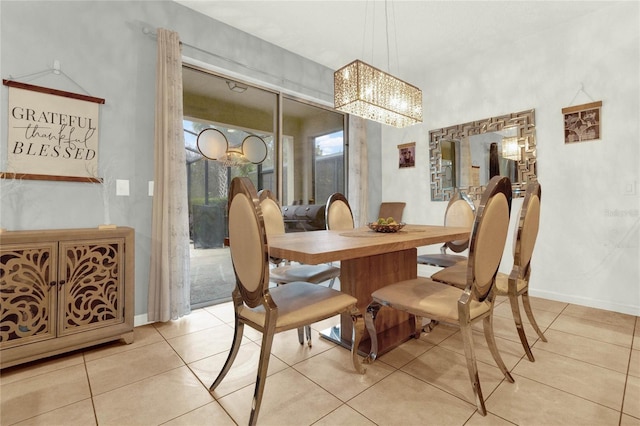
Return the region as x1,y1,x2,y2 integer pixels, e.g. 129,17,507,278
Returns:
203,301,235,324
167,322,250,364
400,346,509,406
534,329,632,374
86,340,184,395
217,367,342,425
162,401,235,426
153,309,224,339
473,314,545,348
310,314,341,333
11,398,96,426
562,304,637,328
93,366,213,426
625,375,640,418
621,413,640,426
348,370,477,424
376,336,434,368
630,349,640,378
0,352,84,385
189,340,288,397
269,327,336,366
464,411,518,426
550,313,634,347
487,375,619,424
293,346,394,401
0,364,91,425
525,295,568,314
492,299,559,328
419,321,459,345
314,405,376,426
512,348,626,410
634,317,640,351
83,323,165,362
438,328,527,371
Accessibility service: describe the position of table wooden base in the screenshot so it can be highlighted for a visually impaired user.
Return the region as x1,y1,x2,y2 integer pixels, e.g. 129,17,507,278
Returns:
336,247,418,354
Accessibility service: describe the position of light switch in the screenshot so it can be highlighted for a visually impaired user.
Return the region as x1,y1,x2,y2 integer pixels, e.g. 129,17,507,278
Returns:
148,181,154,196
116,179,130,196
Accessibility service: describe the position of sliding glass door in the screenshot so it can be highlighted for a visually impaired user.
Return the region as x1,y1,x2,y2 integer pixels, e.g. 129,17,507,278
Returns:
182,65,346,308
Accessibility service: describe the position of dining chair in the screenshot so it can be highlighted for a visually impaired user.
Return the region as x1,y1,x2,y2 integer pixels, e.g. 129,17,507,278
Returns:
417,190,475,268
431,182,546,361
258,189,341,346
378,202,406,222
325,192,354,230
210,177,365,426
363,176,514,416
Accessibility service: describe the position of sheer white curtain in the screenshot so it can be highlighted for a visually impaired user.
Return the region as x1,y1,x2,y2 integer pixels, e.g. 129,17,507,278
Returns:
147,29,191,322
348,116,368,227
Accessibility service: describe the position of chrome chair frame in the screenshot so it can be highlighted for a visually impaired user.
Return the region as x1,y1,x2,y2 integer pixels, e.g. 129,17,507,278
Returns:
258,189,341,346
210,177,365,426
364,176,514,416
325,192,354,231
417,190,475,268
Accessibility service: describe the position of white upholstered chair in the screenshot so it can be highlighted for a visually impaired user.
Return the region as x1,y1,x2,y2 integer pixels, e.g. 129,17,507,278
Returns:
258,189,341,346
432,181,546,361
417,190,475,268
363,176,514,416
325,192,354,231
210,177,365,426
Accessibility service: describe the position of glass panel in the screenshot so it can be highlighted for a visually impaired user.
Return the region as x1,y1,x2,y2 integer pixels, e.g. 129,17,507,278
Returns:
281,98,345,206
183,67,276,308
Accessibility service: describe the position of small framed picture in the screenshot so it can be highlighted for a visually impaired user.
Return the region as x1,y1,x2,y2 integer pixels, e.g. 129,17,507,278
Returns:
562,101,602,143
398,142,415,168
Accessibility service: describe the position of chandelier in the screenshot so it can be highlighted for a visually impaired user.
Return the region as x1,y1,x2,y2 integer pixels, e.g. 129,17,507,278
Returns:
196,128,267,167
333,1,422,128
334,60,422,128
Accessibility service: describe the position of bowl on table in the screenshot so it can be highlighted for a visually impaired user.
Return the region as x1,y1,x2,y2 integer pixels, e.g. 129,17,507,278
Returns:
367,222,406,233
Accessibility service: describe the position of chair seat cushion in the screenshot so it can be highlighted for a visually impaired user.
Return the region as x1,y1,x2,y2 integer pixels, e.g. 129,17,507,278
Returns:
371,278,490,322
417,253,467,268
494,272,527,295
270,264,340,284
239,282,356,332
430,262,468,288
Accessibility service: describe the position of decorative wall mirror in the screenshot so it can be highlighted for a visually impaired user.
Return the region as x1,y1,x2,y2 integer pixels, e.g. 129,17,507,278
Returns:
429,109,537,201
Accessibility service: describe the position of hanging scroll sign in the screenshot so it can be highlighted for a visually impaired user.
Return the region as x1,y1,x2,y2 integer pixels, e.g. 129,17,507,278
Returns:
2,80,105,182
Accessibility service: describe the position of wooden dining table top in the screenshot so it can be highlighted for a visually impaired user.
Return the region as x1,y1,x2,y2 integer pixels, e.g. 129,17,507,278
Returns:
268,224,470,265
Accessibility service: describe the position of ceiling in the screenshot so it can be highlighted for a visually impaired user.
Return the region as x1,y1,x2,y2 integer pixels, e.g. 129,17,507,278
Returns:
175,0,615,84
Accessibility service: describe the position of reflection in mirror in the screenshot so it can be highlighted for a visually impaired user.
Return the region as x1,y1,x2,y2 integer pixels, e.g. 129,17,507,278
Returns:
430,109,536,201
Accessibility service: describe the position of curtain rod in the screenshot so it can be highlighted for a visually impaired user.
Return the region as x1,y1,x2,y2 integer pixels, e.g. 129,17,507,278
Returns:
142,27,332,99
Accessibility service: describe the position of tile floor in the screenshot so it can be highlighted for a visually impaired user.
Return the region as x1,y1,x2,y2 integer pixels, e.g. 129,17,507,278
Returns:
2,290,639,425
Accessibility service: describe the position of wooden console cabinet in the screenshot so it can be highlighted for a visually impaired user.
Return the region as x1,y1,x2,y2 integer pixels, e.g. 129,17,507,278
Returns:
0,227,134,369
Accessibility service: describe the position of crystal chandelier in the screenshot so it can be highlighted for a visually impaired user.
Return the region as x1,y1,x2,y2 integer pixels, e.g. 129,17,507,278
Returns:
334,60,422,128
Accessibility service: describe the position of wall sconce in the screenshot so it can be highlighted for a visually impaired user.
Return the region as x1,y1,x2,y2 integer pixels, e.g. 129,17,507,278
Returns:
197,128,267,166
501,136,521,161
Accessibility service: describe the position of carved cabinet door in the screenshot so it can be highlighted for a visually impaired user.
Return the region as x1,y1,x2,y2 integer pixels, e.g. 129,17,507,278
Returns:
57,238,126,336
0,242,58,349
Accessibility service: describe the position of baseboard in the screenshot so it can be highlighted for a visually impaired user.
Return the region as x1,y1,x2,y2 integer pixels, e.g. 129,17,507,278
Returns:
134,313,153,327
529,289,640,316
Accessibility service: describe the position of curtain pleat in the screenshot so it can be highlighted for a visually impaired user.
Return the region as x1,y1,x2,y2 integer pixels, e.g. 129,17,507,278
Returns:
147,29,191,322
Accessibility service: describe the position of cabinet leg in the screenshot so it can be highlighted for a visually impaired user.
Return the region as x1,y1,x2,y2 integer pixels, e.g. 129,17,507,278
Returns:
122,331,134,344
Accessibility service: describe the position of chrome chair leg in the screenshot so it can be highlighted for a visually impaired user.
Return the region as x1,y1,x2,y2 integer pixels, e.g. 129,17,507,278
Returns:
483,316,515,383
363,302,381,363
249,323,276,426
350,307,366,374
305,324,312,347
210,318,244,392
522,292,547,342
297,327,305,345
460,320,486,416
509,292,535,361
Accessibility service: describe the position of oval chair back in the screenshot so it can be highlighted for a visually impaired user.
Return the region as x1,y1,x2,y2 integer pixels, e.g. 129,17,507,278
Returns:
325,192,354,230
444,191,476,253
465,176,512,301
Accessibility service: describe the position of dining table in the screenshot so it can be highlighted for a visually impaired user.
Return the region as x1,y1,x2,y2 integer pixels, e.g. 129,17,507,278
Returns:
268,224,471,356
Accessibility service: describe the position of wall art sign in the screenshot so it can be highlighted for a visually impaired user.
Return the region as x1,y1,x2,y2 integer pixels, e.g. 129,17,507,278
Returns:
562,101,601,144
398,142,415,168
2,80,105,182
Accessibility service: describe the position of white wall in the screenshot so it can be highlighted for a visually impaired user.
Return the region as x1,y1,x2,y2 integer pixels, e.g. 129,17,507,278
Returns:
0,1,338,319
382,1,640,315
